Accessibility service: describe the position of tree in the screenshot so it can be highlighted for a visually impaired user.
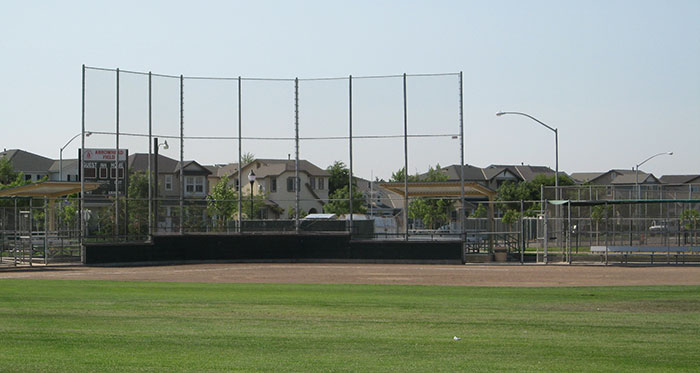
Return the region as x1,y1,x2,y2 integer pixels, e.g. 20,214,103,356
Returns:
207,175,238,230
389,167,418,182
241,152,255,165
681,209,700,245
391,164,453,229
127,171,150,236
0,157,17,185
287,205,308,219
471,204,487,218
327,161,351,196
496,173,576,216
323,185,367,215
591,204,611,244
501,209,520,231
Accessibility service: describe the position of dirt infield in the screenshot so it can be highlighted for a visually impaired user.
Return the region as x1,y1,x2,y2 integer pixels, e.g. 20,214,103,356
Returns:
2,263,700,286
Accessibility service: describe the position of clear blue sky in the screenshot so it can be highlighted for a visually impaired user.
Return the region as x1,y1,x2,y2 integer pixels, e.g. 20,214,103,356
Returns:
1,0,698,180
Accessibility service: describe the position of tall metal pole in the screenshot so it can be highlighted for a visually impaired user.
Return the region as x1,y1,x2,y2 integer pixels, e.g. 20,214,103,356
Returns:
554,128,559,201
148,72,153,238
179,75,184,234
153,137,159,234
348,75,353,235
80,64,85,241
238,77,242,229
459,72,465,241
294,78,300,233
403,73,409,241
115,68,120,238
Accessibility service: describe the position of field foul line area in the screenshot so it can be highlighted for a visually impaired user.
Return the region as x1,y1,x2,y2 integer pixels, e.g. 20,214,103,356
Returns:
1,263,700,286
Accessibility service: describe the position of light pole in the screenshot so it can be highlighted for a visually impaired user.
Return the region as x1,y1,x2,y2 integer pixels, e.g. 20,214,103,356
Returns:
153,138,169,233
60,132,91,181
248,170,256,220
496,111,559,200
635,152,673,199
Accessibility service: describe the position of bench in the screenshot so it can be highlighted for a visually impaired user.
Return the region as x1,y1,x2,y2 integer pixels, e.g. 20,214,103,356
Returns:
591,245,700,264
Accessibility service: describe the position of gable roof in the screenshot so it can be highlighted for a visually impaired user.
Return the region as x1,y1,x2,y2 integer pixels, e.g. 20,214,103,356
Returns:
483,165,523,181
659,175,700,184
0,149,55,173
215,159,330,179
571,172,605,183
127,153,210,175
418,164,486,182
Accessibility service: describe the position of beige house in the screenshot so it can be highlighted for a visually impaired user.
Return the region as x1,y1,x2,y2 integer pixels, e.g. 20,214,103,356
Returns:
208,159,330,219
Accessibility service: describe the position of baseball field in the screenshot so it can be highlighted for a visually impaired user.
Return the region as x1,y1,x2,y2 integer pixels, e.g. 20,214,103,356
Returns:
1,264,699,371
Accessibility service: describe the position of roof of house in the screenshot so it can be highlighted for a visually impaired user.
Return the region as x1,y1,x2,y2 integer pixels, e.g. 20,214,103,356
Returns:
659,175,700,184
482,165,523,181
0,149,55,173
571,172,605,183
49,159,78,172
571,169,658,185
212,159,330,178
424,164,487,182
127,154,211,175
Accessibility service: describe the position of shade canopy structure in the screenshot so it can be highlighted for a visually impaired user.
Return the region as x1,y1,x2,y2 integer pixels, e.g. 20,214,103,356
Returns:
0,181,100,198
379,181,496,200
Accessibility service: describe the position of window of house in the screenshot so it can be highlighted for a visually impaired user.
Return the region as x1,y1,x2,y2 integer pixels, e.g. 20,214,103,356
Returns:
234,178,240,191
309,177,316,190
25,174,31,181
185,176,204,194
270,177,277,193
318,177,324,190
165,175,173,191
287,177,300,192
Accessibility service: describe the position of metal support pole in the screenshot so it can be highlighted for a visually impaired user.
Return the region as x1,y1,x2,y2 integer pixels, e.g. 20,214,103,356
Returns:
403,73,409,241
44,197,48,265
80,64,86,241
148,72,153,239
543,200,548,264
179,75,184,234
238,77,242,229
459,72,466,242
348,75,354,236
14,198,18,267
115,68,120,238
153,137,159,234
520,200,524,264
567,200,572,264
294,78,300,233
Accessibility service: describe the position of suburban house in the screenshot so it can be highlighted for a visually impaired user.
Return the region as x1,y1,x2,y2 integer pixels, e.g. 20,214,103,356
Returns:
0,149,55,182
128,153,211,231
659,175,700,198
353,176,401,217
421,164,556,191
208,159,330,219
570,169,659,186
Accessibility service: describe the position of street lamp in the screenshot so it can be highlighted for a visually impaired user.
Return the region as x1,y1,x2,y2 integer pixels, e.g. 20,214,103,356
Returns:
248,169,256,219
496,111,559,200
60,131,91,181
635,151,673,199
153,138,169,233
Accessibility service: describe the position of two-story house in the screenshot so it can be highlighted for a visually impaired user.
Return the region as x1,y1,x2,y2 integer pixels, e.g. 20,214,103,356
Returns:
128,153,211,230
209,159,330,219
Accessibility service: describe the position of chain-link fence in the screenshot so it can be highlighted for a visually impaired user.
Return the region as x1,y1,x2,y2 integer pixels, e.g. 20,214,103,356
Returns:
0,197,82,267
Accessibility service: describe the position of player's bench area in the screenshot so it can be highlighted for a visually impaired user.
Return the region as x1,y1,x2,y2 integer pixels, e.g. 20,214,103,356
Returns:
591,245,700,264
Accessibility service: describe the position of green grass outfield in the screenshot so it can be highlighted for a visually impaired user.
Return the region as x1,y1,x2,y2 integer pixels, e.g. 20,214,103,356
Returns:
1,280,699,372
